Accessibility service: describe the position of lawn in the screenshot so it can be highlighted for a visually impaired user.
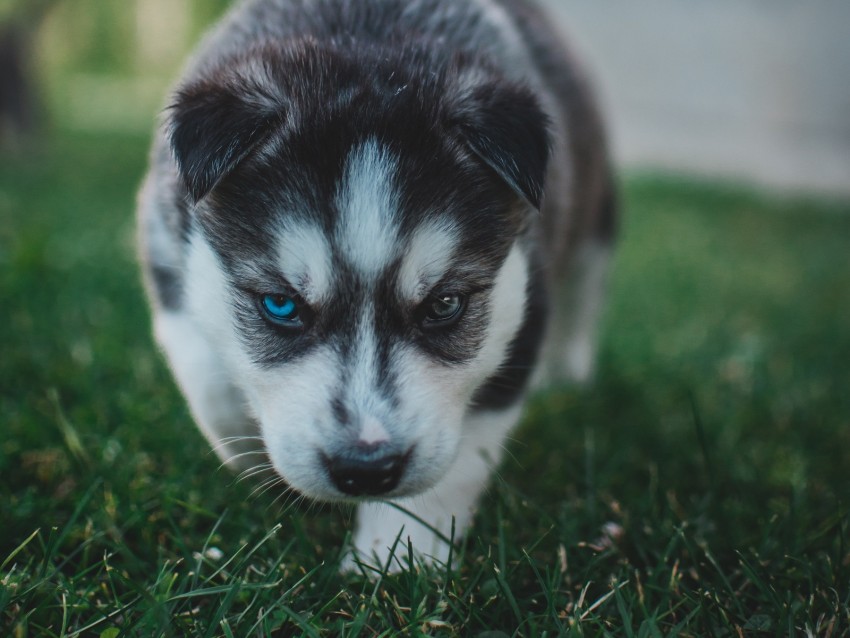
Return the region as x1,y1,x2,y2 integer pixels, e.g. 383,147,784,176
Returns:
1,131,849,636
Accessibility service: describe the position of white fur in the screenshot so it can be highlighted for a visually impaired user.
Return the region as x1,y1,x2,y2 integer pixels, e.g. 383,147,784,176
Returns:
254,344,345,498
182,234,244,366
359,416,390,446
335,139,400,278
341,303,397,440
154,310,260,467
275,220,334,305
397,217,461,303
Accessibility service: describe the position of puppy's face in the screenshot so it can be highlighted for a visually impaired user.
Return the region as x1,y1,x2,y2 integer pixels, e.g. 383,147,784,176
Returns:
170,43,549,501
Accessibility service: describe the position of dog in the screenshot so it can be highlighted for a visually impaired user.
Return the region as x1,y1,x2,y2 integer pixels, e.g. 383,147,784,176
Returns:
137,0,616,569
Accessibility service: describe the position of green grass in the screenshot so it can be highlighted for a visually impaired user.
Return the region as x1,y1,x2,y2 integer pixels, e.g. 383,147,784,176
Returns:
2,131,849,636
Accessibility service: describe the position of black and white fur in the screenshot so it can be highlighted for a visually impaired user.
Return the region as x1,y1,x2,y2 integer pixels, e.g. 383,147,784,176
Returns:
138,0,616,569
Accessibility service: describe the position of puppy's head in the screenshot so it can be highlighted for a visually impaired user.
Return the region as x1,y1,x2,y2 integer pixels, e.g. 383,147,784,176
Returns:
168,42,550,501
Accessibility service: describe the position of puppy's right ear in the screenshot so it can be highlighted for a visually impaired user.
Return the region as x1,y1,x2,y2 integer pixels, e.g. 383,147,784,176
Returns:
447,73,551,212
168,73,285,203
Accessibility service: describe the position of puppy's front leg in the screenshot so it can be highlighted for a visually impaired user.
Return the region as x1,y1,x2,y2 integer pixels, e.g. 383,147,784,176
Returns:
347,405,522,572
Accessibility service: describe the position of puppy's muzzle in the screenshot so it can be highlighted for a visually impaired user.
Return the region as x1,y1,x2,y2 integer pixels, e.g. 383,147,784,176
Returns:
322,448,412,496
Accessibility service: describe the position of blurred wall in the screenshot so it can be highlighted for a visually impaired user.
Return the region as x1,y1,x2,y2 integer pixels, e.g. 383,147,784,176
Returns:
542,0,850,196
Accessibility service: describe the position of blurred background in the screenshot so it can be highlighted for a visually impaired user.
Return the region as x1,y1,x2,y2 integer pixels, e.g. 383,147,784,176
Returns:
0,0,228,147
2,0,849,196
2,2,849,632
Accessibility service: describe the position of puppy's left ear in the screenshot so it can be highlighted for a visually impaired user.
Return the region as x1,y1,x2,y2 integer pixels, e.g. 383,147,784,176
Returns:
452,80,551,210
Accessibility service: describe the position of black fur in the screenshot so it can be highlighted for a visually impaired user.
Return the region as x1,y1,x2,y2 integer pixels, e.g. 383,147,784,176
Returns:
150,264,183,310
452,81,551,210
168,72,286,202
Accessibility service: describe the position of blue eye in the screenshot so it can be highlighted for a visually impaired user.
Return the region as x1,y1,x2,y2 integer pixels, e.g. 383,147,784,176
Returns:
260,294,300,323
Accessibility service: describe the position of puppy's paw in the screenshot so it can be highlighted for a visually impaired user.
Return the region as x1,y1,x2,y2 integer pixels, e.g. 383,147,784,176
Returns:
341,502,460,575
338,542,413,576
341,532,451,576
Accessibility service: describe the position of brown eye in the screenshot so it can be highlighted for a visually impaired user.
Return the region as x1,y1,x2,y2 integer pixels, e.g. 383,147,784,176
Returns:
420,293,466,330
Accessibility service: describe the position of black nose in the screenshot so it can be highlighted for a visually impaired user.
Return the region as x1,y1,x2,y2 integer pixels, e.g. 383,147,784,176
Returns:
323,451,408,496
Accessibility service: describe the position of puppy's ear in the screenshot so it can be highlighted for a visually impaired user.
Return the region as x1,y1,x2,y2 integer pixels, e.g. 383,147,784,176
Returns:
168,71,285,202
452,79,551,210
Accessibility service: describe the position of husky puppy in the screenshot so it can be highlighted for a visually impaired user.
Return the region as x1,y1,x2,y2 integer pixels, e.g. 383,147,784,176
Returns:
138,0,616,568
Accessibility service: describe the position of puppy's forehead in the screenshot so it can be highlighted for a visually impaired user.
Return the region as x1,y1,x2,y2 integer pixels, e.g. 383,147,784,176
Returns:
334,139,400,279
272,139,398,302
332,139,468,303
270,137,505,303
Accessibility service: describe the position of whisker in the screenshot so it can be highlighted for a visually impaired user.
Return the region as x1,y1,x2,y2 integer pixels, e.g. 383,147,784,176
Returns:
221,448,268,463
215,449,268,473
235,462,274,483
215,435,265,443
251,475,286,500
210,436,265,454
270,488,306,517
497,442,523,469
